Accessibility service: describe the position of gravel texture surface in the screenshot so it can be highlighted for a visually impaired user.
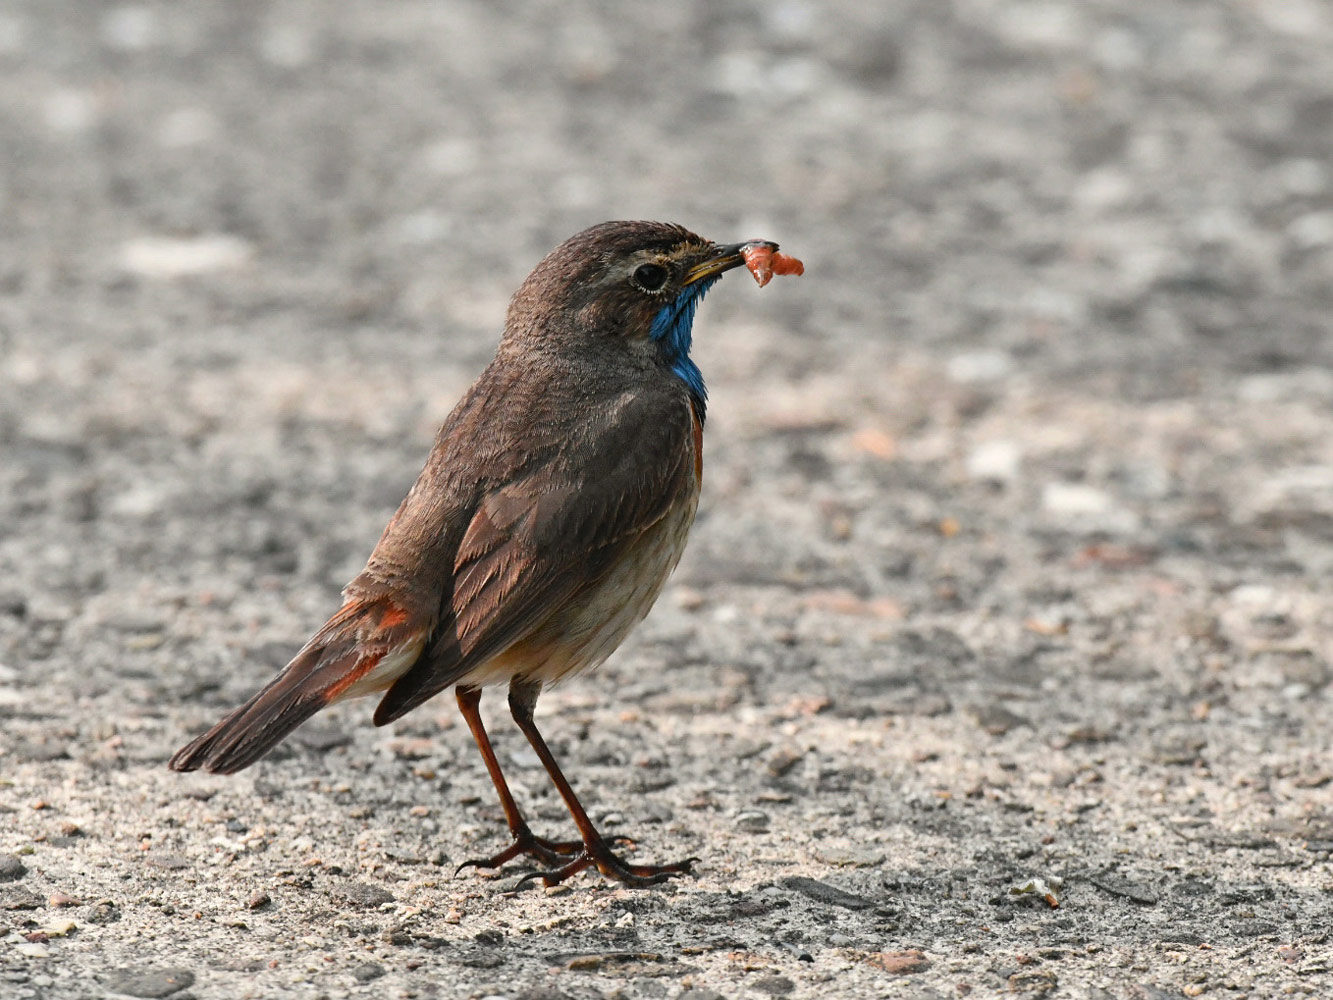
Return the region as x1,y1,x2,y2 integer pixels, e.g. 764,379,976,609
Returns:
3,2,1333,998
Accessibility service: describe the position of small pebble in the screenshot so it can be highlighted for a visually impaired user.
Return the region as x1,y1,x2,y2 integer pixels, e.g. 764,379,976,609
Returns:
86,900,121,924
971,703,1030,736
869,949,931,974
766,746,804,777
813,847,884,869
966,439,1022,482
735,810,770,832
948,350,1013,382
674,586,705,610
118,234,253,279
351,963,385,983
1042,481,1113,515
750,975,796,996
781,876,874,910
331,882,394,908
0,855,28,882
102,967,195,998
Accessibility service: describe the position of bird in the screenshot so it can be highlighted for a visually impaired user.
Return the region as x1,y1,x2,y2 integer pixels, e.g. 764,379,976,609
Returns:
169,220,801,887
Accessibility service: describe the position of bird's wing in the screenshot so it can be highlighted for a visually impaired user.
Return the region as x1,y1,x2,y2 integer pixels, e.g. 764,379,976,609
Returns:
373,393,696,724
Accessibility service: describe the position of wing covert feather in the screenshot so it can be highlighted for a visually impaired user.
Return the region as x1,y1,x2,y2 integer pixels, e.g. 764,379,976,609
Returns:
373,392,696,723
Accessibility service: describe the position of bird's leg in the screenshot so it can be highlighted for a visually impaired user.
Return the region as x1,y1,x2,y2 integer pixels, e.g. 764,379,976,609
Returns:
453,685,583,872
507,678,697,889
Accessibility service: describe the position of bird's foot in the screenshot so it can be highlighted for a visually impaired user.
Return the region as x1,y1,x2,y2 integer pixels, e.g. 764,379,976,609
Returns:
455,827,632,875
514,837,697,889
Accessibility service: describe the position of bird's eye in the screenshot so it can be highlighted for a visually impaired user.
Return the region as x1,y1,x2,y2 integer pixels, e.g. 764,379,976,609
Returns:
632,263,669,292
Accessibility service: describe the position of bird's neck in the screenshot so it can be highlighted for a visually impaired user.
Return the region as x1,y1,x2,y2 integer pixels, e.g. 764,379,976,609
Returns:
649,277,716,423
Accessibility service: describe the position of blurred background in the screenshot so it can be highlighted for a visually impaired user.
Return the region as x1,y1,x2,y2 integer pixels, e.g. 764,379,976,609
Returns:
2,3,1332,997
4,1,1331,619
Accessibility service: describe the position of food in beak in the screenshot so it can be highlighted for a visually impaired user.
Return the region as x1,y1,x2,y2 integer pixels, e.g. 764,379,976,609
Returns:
741,244,805,288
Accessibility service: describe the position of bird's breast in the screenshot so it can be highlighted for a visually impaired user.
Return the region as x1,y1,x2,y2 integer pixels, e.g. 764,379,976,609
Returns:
463,418,702,690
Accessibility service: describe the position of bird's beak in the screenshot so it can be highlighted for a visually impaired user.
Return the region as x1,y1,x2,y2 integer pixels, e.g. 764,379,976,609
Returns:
682,239,779,285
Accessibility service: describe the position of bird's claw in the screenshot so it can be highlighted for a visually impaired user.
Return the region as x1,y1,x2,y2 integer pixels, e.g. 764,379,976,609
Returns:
455,831,638,877
513,843,697,890
454,828,586,876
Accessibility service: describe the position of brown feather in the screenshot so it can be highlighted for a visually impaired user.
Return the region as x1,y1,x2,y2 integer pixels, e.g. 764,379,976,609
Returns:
168,597,426,774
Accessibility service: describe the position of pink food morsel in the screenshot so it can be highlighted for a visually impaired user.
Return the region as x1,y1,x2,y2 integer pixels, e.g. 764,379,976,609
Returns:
741,244,805,288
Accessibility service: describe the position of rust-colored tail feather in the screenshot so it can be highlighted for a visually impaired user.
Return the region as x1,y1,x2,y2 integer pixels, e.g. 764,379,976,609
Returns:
169,599,425,775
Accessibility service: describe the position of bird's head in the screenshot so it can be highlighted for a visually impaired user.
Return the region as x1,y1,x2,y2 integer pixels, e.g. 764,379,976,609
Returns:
503,220,779,418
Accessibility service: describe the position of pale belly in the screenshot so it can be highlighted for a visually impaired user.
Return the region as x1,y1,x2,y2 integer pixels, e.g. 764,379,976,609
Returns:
459,476,701,688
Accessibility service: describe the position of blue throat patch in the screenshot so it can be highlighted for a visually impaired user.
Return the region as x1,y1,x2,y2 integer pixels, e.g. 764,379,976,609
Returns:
649,276,717,421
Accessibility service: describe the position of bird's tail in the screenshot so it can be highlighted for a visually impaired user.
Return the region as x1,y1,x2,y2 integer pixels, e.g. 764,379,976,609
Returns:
168,597,428,775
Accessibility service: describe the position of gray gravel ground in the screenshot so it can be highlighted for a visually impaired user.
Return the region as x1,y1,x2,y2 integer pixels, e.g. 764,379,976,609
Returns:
3,2,1333,998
